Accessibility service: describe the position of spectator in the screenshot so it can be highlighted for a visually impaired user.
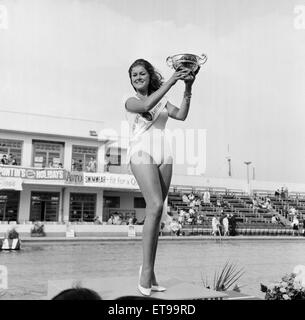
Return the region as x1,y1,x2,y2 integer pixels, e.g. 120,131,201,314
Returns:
195,198,201,207
228,213,237,236
212,215,220,236
159,222,165,236
189,199,196,208
170,218,181,236
52,287,102,300
182,194,190,203
87,157,97,172
291,216,299,236
76,159,83,171
280,187,285,200
107,214,114,225
223,214,229,236
71,159,76,171
7,154,17,165
219,213,225,236
216,198,221,207
274,189,280,199
93,216,102,224
1,154,8,165
113,213,122,225
271,215,277,224
104,154,111,172
178,210,185,225
203,190,210,204
188,193,195,202
188,208,195,224
284,187,289,199
289,206,297,217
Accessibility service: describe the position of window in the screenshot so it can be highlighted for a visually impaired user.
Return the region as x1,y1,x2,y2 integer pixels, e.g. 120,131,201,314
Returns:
105,148,121,166
134,197,146,208
0,139,23,165
0,191,20,221
32,140,64,168
103,196,120,208
72,145,97,172
30,192,60,221
69,193,96,222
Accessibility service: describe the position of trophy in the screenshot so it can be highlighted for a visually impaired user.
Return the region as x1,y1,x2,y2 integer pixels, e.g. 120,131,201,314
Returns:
166,53,207,80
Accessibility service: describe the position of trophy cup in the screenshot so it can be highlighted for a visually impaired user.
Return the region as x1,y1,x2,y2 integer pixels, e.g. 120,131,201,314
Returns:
166,53,207,80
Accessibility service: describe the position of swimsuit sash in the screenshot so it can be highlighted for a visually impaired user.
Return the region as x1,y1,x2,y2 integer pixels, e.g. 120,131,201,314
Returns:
129,97,167,143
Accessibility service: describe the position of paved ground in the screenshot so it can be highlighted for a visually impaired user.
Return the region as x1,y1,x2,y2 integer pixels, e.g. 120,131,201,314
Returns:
17,235,305,242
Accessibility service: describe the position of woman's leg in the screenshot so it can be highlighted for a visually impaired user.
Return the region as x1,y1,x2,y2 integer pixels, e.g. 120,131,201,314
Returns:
130,154,164,289
151,161,173,285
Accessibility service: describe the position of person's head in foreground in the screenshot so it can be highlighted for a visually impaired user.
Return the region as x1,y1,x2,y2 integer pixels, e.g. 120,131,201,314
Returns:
51,287,102,300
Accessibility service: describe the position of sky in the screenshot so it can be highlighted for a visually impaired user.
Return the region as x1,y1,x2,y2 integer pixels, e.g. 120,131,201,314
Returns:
1,0,305,183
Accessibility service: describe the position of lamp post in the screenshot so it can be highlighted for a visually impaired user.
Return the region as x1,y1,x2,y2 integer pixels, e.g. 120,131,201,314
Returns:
226,156,231,177
244,161,252,194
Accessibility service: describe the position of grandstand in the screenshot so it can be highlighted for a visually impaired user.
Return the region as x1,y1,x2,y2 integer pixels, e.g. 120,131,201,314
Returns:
167,186,305,236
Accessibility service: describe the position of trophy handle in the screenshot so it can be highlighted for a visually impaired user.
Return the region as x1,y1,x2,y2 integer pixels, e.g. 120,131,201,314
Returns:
198,54,208,66
166,56,174,68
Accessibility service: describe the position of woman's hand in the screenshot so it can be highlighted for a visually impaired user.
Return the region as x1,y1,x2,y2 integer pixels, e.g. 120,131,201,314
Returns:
168,68,192,85
184,66,200,86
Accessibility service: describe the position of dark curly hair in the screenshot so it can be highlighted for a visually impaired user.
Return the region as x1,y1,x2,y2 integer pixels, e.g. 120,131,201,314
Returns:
128,59,164,95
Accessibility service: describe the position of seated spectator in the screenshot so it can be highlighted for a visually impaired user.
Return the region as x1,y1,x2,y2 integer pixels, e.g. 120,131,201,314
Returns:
170,218,181,236
52,287,102,300
7,154,17,165
178,210,185,224
113,213,122,225
182,194,190,203
107,214,114,225
291,216,299,236
203,190,210,204
195,198,201,207
93,216,102,224
1,154,8,165
188,192,195,201
131,216,137,225
189,199,196,208
289,206,297,216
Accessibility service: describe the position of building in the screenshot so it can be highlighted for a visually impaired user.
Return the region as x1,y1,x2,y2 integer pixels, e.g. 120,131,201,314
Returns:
0,111,147,225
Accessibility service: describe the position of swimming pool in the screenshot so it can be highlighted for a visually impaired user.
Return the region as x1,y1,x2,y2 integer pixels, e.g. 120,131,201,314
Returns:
0,239,304,299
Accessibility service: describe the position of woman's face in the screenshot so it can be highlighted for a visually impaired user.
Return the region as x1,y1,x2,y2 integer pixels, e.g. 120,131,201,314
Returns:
130,65,150,93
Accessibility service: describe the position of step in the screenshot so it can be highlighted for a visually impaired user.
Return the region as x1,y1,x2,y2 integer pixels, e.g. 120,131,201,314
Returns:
47,276,227,300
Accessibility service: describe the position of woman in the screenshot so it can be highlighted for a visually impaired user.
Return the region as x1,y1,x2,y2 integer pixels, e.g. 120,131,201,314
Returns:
125,58,198,296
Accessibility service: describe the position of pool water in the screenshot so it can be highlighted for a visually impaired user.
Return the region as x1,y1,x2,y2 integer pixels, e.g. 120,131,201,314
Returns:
0,239,304,299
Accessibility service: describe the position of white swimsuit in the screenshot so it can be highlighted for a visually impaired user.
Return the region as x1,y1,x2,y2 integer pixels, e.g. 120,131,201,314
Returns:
125,95,172,166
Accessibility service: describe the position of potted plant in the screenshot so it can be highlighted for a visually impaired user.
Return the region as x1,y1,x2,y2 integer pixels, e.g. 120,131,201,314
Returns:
30,221,46,237
7,228,19,239
261,265,305,300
